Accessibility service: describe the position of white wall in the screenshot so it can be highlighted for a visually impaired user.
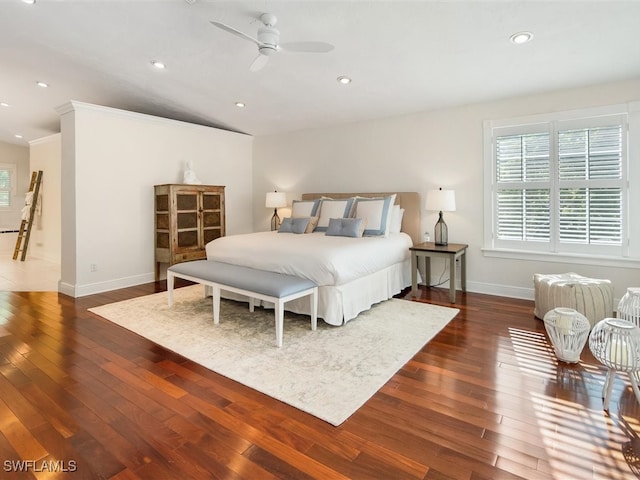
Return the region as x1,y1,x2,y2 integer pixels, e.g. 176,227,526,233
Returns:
253,78,640,302
0,141,30,254
29,134,62,263
57,101,254,297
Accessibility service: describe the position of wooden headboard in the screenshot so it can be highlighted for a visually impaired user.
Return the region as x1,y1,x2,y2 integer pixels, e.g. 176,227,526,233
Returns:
301,192,421,245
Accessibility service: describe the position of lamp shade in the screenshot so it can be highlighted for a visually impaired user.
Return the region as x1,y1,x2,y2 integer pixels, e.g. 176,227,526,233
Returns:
425,189,456,212
265,191,286,208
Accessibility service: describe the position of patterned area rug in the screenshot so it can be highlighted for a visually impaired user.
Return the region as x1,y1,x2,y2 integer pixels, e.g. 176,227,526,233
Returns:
89,286,459,426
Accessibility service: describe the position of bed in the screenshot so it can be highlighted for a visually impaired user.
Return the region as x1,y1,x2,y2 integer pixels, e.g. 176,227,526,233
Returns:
205,192,421,326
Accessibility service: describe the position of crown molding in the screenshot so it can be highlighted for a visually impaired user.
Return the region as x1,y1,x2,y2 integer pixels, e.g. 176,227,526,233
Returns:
28,132,61,146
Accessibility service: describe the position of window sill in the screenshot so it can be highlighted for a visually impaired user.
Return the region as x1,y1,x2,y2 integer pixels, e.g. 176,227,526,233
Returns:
482,248,640,269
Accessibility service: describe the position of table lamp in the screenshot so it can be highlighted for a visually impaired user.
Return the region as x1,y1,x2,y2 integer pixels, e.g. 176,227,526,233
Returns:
425,188,456,246
265,191,286,231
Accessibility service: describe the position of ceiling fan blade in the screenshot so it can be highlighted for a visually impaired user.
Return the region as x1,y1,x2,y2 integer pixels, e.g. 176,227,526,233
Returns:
280,41,334,53
210,20,261,47
249,53,269,72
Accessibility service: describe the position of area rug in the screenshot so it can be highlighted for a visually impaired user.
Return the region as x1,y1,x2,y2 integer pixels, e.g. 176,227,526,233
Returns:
89,286,459,426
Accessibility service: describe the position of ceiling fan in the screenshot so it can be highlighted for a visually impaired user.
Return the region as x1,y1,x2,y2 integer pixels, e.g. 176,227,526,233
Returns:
210,13,334,72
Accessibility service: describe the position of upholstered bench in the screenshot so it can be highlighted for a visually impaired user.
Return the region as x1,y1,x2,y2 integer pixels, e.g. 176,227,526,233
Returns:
167,260,318,347
533,272,614,327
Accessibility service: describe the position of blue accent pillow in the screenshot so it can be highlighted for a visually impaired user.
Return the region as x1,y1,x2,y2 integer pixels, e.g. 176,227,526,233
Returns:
278,217,310,234
325,217,365,238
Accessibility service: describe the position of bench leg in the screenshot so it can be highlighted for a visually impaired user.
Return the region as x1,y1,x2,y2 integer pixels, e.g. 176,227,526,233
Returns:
212,285,220,324
167,272,174,306
310,288,318,331
275,300,284,348
249,297,255,312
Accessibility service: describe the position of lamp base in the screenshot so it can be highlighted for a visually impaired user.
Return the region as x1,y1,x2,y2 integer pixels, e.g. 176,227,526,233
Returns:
270,209,281,231
434,211,448,246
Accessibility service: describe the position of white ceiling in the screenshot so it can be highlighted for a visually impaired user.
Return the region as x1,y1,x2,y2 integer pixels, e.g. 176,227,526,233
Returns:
1,0,640,146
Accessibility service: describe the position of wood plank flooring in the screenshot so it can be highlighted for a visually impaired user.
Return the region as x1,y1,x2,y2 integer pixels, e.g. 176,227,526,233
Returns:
0,282,638,479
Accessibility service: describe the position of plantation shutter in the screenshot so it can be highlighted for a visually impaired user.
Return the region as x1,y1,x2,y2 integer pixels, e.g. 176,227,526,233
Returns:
495,132,550,242
493,116,625,253
557,124,623,245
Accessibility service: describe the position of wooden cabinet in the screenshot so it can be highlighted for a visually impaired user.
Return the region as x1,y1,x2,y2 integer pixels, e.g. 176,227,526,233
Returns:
154,184,225,279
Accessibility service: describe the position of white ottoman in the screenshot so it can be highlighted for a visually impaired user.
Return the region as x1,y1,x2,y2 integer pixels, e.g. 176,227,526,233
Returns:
533,272,614,327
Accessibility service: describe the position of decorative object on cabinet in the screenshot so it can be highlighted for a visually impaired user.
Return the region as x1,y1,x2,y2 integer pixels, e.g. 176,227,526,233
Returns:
182,160,202,185
425,187,456,246
543,307,590,363
589,318,640,410
266,190,286,231
154,184,225,280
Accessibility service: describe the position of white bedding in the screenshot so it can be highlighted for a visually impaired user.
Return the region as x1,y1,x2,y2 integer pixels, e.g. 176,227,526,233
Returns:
205,231,412,287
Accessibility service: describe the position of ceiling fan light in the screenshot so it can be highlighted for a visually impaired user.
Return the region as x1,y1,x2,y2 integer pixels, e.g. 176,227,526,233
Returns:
258,45,278,56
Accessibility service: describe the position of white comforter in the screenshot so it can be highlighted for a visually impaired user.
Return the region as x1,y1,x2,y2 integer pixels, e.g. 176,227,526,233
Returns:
205,231,412,286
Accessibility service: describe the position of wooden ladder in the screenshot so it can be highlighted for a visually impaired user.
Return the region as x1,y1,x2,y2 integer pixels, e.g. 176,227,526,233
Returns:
13,170,43,261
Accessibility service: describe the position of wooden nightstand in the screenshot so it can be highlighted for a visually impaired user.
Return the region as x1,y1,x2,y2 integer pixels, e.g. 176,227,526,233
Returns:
410,242,468,303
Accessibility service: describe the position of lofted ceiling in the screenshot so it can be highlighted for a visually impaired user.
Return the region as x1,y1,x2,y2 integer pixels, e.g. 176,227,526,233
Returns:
1,0,640,146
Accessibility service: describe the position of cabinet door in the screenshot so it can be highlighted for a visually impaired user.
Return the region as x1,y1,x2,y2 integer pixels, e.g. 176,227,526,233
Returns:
201,191,224,245
174,191,200,253
155,193,171,251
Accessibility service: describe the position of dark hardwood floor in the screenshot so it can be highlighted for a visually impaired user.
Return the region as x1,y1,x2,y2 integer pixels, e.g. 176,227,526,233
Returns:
0,282,638,479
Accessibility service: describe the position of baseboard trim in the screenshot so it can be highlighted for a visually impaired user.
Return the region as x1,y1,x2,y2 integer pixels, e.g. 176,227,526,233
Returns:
61,273,535,302
61,273,156,298
466,281,534,300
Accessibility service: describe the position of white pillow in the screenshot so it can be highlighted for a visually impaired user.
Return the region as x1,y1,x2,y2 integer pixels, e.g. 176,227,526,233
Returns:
389,205,404,234
352,194,396,236
291,199,320,218
315,198,355,231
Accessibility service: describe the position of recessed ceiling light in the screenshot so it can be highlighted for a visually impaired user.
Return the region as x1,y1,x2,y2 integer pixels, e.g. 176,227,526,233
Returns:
0,102,9,107
36,81,49,88
14,134,23,139
235,102,245,108
337,76,352,85
151,60,166,69
22,0,36,4
510,31,533,45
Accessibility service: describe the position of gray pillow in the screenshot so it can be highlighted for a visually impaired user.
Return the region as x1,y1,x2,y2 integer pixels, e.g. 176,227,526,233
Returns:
278,217,310,234
325,217,365,238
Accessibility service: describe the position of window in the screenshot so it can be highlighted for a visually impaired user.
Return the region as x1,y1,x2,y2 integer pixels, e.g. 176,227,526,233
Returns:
485,109,628,258
0,164,16,208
